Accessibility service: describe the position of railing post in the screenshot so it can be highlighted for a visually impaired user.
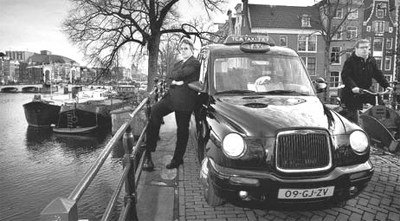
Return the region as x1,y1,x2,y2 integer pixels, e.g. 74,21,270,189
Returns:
40,197,78,221
122,126,138,221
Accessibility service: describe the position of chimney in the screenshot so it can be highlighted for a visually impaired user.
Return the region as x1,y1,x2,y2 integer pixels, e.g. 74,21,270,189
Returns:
40,50,52,55
241,0,251,34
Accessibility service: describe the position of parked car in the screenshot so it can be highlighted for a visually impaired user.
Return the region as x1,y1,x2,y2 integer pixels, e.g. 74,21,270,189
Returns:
189,35,374,207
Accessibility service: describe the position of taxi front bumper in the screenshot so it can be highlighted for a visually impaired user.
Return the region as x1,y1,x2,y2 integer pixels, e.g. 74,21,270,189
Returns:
200,157,374,204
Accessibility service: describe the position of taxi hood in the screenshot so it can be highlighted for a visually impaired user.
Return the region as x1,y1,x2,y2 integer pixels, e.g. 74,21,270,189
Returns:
213,95,334,136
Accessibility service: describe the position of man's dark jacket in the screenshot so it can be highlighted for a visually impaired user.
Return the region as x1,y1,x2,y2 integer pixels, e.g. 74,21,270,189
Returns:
165,56,200,112
341,52,389,110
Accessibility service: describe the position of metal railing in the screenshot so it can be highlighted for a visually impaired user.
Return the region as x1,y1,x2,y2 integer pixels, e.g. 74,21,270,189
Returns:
40,79,165,221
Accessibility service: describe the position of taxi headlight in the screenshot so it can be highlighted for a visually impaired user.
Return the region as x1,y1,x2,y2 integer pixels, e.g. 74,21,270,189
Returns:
222,133,246,158
349,130,369,154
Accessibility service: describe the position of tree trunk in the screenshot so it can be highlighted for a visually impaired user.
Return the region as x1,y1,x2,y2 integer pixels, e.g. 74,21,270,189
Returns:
147,35,161,91
323,40,331,103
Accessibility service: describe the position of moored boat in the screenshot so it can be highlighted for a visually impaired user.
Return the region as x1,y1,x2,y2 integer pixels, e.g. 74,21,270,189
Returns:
52,88,130,134
23,94,61,128
23,87,130,129
52,102,100,134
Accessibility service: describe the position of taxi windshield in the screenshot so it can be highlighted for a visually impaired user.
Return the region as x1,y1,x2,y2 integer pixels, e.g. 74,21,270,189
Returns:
213,54,315,96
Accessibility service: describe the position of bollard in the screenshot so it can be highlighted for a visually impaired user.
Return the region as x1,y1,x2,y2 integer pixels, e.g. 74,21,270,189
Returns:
122,126,138,221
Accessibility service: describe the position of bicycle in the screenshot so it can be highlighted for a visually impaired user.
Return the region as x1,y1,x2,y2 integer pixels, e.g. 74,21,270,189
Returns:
357,88,400,153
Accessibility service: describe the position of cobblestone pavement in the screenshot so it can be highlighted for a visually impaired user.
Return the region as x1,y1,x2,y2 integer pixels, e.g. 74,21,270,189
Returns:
178,123,400,221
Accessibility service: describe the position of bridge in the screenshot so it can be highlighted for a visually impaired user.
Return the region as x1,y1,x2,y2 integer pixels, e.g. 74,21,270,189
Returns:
0,84,113,93
0,84,44,93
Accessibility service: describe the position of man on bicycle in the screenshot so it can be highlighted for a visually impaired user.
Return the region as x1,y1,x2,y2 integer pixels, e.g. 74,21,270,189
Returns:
341,39,393,124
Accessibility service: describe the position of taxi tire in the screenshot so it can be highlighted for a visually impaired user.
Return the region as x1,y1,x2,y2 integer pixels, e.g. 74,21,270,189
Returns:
204,176,224,207
196,134,206,163
196,121,207,163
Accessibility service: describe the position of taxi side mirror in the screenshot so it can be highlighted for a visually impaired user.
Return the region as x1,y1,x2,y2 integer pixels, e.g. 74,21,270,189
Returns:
314,77,327,93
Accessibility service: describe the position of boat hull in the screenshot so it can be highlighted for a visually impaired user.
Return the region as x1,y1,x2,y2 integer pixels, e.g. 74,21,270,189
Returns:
53,125,98,134
23,101,61,127
55,103,99,129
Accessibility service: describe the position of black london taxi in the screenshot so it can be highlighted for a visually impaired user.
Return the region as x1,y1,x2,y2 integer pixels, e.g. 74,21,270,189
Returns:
189,35,373,207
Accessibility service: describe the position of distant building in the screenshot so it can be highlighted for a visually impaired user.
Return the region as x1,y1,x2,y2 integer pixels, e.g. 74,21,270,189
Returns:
3,50,80,84
0,59,19,84
6,51,34,63
363,0,397,87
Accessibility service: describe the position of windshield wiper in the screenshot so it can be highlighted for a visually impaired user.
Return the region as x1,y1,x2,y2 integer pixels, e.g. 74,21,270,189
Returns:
257,90,308,95
216,89,256,94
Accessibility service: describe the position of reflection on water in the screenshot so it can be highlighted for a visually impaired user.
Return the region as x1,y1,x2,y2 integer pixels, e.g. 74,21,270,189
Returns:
0,93,123,221
26,126,53,145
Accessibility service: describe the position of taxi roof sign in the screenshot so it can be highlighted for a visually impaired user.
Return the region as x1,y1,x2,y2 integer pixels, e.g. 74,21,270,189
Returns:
224,35,275,46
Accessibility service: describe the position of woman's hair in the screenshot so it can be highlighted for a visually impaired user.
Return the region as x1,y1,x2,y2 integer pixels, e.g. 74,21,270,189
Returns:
355,39,370,48
180,38,194,52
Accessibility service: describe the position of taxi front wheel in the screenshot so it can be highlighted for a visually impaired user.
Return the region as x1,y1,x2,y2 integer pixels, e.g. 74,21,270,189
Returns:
204,176,224,207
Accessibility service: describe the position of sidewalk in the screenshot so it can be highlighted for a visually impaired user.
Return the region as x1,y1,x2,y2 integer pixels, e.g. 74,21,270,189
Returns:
136,113,400,221
136,113,178,221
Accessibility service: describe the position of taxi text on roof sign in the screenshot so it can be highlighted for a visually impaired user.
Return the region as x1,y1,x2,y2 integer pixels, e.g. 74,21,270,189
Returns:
224,35,272,45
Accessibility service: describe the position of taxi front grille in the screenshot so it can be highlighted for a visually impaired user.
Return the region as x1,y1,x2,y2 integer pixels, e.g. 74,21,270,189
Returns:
276,130,331,173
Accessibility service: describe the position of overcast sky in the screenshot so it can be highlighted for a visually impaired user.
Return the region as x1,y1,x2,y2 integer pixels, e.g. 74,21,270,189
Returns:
0,0,317,66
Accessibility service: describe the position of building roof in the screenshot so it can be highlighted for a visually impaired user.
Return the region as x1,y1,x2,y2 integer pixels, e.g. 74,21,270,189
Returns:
28,53,77,65
248,4,321,30
364,0,397,25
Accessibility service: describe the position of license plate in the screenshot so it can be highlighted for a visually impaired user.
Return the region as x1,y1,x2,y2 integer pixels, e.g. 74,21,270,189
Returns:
278,186,335,199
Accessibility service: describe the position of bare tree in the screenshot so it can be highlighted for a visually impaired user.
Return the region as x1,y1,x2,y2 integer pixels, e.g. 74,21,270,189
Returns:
63,0,224,90
313,0,364,78
159,33,181,78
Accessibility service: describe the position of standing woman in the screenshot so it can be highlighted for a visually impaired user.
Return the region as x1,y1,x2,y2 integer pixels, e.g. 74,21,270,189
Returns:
143,38,200,170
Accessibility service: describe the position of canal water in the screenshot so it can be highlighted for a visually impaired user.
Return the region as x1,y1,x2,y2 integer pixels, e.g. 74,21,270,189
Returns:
0,93,125,220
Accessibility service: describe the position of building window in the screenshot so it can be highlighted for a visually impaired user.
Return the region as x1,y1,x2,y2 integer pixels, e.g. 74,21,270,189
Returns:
16,53,23,60
386,38,392,49
301,56,316,75
376,21,385,33
334,8,343,19
375,57,382,69
330,47,341,64
298,34,316,52
346,26,357,40
332,26,342,40
306,56,316,75
347,8,358,19
301,15,311,27
280,36,287,47
384,57,391,71
376,9,384,18
373,38,383,52
330,71,340,88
